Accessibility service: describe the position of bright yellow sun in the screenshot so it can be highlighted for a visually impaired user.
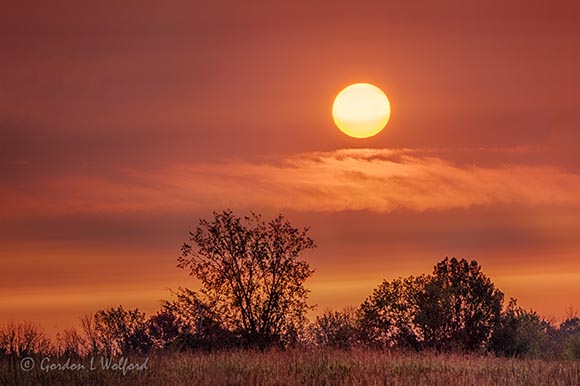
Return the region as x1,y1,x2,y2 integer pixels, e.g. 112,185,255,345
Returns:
332,83,391,138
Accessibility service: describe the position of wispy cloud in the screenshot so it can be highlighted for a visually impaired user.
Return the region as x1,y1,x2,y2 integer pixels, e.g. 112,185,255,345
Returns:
3,148,580,217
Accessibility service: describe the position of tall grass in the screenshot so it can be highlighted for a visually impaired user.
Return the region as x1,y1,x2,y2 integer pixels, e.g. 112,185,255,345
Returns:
2,348,579,386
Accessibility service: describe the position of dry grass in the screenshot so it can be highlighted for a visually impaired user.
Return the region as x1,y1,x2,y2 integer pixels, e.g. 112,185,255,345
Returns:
2,349,580,386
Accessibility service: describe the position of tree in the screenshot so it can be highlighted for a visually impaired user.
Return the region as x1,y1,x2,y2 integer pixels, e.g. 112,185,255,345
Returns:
359,258,504,351
80,313,99,355
55,327,86,357
559,313,580,338
92,306,152,355
417,257,504,350
160,287,239,350
309,307,359,349
0,321,51,357
489,298,548,358
537,311,580,359
146,311,183,351
566,334,580,360
178,210,316,348
358,276,425,349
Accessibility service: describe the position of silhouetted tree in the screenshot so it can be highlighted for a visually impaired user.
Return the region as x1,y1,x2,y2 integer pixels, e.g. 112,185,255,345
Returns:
490,298,547,358
55,327,86,357
417,257,504,350
0,321,51,357
178,210,316,348
535,311,580,359
359,258,504,351
566,334,580,359
92,306,152,355
80,313,99,355
161,287,238,350
559,314,580,337
147,311,182,351
309,307,359,349
359,276,425,349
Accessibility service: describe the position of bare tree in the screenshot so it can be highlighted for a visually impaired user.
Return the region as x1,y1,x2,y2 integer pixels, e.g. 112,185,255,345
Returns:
0,321,51,357
55,327,86,357
80,313,99,355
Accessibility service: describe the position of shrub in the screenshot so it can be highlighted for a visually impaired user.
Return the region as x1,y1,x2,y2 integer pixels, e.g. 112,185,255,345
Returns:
309,308,359,349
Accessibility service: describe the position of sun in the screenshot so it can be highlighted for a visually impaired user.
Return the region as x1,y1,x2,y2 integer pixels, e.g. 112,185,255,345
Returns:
332,83,391,139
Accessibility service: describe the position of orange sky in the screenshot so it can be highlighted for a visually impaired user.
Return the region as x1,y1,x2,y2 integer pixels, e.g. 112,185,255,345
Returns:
1,1,580,336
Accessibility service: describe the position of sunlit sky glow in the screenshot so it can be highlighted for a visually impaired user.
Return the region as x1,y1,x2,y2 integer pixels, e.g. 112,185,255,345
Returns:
1,1,579,336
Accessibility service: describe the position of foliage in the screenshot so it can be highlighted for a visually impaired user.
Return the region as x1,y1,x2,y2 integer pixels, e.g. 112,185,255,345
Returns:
160,287,239,350
82,306,152,355
555,314,580,359
1,210,578,362
358,276,425,348
489,298,548,358
359,258,504,351
177,210,316,348
559,314,580,337
566,333,580,360
419,257,504,350
147,311,183,351
309,307,359,349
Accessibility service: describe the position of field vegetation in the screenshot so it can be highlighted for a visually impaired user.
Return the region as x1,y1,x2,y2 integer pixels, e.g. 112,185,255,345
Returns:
2,349,580,386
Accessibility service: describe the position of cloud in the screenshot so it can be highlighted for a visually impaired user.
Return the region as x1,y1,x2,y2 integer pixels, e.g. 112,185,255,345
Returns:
3,148,580,217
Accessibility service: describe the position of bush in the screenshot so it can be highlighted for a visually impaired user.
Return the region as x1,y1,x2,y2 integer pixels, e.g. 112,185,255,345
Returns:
566,334,580,359
309,308,359,349
489,299,547,358
358,276,424,349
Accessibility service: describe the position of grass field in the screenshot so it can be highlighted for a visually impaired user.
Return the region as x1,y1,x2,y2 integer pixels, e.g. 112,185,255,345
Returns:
2,349,579,386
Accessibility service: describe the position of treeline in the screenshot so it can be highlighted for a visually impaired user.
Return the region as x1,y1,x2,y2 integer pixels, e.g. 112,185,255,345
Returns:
1,211,580,359
310,258,580,359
